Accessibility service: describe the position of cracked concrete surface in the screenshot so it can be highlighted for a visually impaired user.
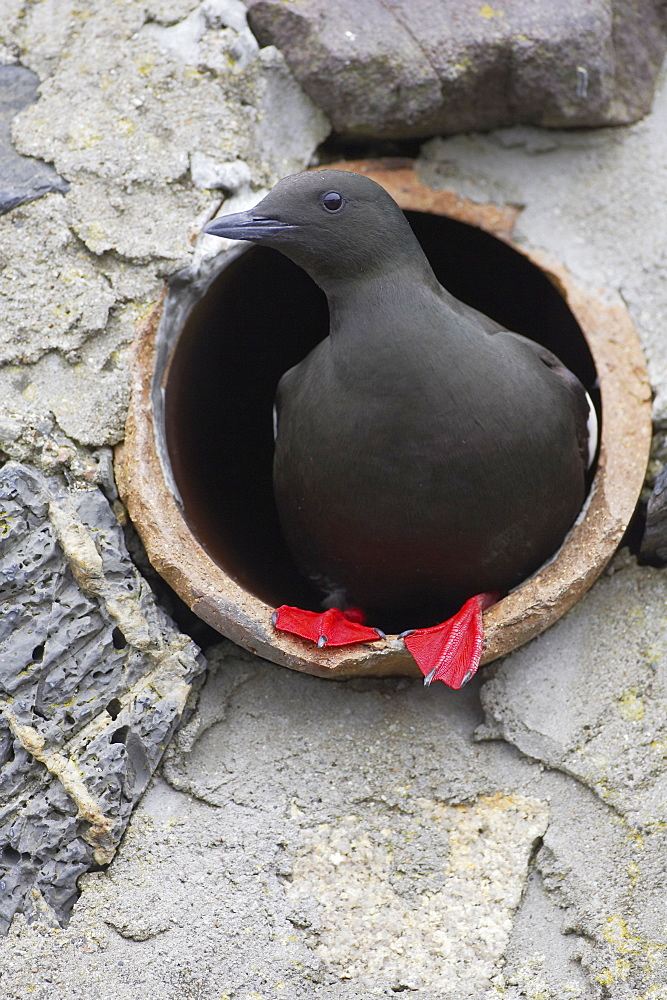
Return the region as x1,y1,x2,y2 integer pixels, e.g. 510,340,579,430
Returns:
0,0,328,476
480,552,667,828
4,632,664,998
2,0,667,995
0,0,327,957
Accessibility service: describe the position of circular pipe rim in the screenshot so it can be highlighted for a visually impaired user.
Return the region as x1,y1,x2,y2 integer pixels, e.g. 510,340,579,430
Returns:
115,158,653,679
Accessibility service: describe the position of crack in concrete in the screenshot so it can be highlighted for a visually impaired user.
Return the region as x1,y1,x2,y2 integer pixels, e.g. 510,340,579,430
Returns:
479,719,633,825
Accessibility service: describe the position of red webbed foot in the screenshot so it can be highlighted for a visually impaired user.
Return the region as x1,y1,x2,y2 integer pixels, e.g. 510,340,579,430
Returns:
272,605,385,648
403,592,499,689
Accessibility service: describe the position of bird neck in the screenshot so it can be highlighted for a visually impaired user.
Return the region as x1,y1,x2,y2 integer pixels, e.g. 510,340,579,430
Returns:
326,251,438,306
325,263,450,357
323,235,437,287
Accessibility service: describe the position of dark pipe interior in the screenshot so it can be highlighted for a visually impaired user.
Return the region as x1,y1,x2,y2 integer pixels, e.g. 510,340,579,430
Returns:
165,211,599,620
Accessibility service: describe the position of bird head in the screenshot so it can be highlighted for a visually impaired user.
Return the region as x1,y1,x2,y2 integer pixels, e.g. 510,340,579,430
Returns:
204,169,429,292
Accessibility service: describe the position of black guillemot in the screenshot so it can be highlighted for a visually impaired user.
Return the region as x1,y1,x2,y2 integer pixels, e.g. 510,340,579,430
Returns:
205,169,596,689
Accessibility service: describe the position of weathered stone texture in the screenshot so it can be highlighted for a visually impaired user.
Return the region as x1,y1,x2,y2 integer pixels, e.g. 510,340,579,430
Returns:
0,462,205,932
0,0,329,938
245,0,667,139
0,0,328,473
477,551,667,990
0,196,117,367
1,635,662,997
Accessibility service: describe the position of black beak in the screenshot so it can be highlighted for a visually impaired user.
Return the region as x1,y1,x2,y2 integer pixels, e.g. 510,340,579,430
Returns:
204,210,297,242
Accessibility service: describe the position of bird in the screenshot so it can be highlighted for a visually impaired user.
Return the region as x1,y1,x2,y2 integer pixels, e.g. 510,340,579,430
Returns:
204,169,597,689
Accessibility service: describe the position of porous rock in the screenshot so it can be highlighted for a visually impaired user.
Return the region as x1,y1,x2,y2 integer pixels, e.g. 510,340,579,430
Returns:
244,0,667,139
0,462,205,931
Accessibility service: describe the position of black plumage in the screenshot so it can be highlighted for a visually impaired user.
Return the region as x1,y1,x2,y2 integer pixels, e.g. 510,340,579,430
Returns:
205,169,593,634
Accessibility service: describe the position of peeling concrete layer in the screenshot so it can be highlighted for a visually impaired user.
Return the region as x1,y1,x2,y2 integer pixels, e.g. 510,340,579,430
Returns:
0,462,205,930
2,644,665,997
479,551,667,830
0,0,329,469
0,195,118,367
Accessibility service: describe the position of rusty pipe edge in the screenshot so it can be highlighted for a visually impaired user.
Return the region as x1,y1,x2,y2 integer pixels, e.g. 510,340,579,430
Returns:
114,159,653,680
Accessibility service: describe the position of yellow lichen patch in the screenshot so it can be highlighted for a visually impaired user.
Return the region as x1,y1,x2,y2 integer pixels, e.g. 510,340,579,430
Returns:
62,116,105,149
625,828,644,852
135,55,155,76
597,915,667,983
115,118,136,136
479,4,505,18
596,957,631,985
449,56,473,78
616,690,645,721
644,641,664,661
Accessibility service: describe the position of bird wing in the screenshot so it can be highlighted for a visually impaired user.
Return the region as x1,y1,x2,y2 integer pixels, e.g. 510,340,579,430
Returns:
452,294,597,469
274,363,299,443
500,329,597,470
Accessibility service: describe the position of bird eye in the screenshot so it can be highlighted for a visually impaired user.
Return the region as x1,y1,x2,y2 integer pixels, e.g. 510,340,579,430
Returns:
322,191,345,213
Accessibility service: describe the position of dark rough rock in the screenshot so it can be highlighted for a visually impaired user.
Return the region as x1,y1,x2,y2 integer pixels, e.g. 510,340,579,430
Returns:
0,65,68,215
640,462,667,564
0,462,205,932
244,0,667,139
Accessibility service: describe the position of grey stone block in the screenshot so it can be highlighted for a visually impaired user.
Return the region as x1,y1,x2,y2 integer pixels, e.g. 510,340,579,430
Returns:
0,462,205,932
245,0,667,139
0,65,68,215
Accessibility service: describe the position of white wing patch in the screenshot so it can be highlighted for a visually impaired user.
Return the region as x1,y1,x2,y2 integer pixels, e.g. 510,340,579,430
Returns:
272,403,278,442
585,391,598,469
